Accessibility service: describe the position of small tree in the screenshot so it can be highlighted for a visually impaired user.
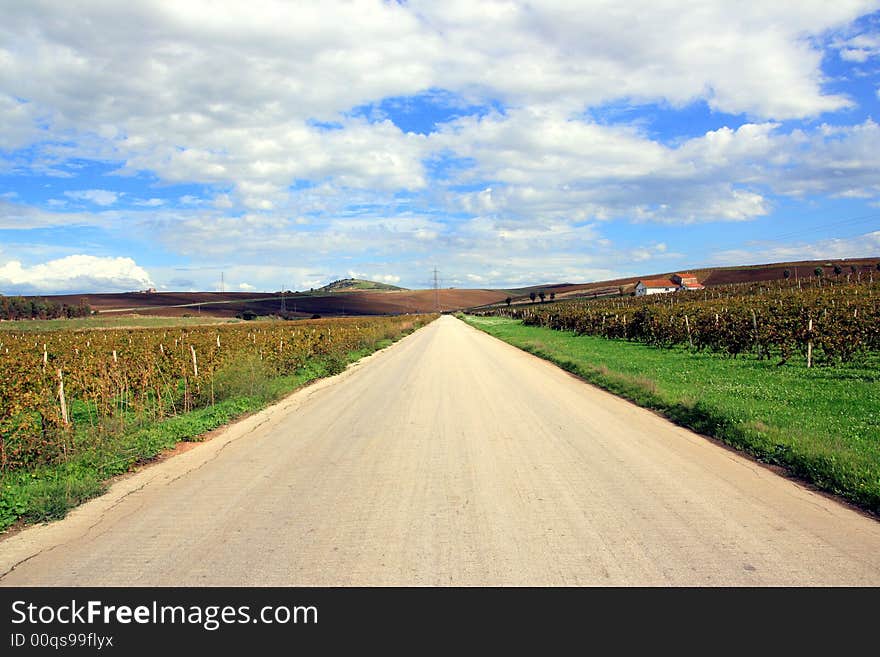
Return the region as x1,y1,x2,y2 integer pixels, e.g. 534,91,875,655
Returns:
549,292,555,301
529,291,536,303
783,269,791,279
505,297,512,307
538,290,546,303
833,264,843,277
814,267,823,278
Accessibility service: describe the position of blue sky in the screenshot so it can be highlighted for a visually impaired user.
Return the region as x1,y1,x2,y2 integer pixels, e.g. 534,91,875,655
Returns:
1,1,879,294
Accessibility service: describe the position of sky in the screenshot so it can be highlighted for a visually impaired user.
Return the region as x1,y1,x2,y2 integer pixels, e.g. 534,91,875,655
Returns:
1,0,879,295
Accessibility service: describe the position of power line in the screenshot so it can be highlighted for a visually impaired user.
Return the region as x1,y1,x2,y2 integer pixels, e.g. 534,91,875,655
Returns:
752,210,880,245
682,209,880,271
433,266,440,312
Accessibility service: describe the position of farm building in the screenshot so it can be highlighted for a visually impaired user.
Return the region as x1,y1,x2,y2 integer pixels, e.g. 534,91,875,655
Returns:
635,278,679,296
671,272,704,291
635,273,705,296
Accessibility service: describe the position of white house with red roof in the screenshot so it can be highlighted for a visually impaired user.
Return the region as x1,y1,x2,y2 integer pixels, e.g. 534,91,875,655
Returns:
635,272,705,296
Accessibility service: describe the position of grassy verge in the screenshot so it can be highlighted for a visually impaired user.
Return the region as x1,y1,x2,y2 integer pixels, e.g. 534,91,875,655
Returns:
463,315,880,514
0,334,408,532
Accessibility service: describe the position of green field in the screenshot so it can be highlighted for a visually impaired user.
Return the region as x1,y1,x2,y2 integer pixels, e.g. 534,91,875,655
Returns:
0,315,242,332
464,315,880,513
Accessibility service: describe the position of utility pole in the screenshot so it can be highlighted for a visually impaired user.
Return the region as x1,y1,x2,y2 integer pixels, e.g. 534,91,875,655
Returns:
280,284,287,313
433,266,440,313
220,272,225,293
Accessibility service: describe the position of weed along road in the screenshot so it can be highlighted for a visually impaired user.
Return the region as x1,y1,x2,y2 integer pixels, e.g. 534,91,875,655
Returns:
2,315,880,586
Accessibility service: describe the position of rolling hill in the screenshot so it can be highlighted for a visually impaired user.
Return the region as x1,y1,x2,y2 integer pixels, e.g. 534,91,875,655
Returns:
318,278,407,292
16,257,880,319
40,288,508,318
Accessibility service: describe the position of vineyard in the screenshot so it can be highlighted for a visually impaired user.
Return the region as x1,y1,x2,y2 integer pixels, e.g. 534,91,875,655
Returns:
0,314,436,472
477,277,880,365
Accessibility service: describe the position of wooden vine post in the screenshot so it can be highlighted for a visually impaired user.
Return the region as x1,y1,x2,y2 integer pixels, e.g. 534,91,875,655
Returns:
806,318,813,368
58,369,69,426
751,308,761,358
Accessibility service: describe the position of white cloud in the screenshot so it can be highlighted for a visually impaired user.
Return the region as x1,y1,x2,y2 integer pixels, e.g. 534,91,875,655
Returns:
0,255,154,294
212,194,233,209
835,31,880,62
0,1,871,209
630,243,677,263
238,282,255,291
435,108,769,224
345,271,402,285
0,199,116,228
0,2,878,289
64,189,121,206
134,197,164,207
0,95,40,150
374,274,401,284
435,111,880,224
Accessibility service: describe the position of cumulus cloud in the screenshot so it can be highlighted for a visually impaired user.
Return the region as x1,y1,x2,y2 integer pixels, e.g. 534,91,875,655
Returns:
0,95,40,151
835,31,880,62
0,2,877,288
0,255,155,295
345,271,401,284
0,1,871,208
134,197,165,207
435,110,880,224
63,189,121,206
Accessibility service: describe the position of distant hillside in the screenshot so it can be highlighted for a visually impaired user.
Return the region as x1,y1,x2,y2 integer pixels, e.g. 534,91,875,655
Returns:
22,257,880,319
38,288,506,317
469,257,880,309
318,278,407,292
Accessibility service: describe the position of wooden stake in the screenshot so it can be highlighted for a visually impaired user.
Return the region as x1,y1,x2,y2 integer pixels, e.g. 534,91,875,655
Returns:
684,315,693,348
190,345,198,377
58,369,69,426
807,318,813,368
751,309,760,357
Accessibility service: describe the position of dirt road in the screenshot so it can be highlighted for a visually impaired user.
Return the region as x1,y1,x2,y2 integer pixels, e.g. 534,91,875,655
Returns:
2,315,879,585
